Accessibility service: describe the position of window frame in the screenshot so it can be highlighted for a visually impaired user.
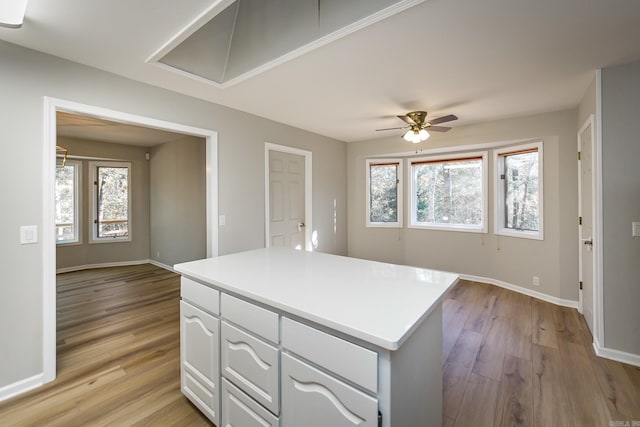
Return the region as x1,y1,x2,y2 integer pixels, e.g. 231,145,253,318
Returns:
365,158,403,228
493,141,544,240
55,159,82,245
89,161,132,244
408,151,488,233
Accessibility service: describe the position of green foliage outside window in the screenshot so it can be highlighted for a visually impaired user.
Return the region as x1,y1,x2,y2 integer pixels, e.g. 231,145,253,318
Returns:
369,164,398,223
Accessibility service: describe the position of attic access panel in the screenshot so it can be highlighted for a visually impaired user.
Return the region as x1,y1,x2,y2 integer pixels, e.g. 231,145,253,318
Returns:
150,0,425,87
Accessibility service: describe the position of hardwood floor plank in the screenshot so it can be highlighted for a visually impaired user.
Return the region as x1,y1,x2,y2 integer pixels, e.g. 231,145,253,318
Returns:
532,344,574,427
442,298,471,362
558,340,612,426
463,286,497,334
505,292,533,361
454,373,499,427
531,300,559,349
495,355,533,427
472,314,509,380
443,329,483,419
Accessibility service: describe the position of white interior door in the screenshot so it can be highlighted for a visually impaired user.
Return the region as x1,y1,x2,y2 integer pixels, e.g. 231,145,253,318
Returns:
578,117,595,334
269,150,306,249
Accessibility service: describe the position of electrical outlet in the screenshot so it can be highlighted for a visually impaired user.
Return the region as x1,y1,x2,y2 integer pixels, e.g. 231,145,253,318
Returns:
533,276,540,286
156,251,160,258
633,221,640,237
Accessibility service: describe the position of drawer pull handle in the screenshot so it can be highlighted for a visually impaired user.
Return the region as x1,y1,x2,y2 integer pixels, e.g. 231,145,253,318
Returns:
292,378,365,425
228,341,272,370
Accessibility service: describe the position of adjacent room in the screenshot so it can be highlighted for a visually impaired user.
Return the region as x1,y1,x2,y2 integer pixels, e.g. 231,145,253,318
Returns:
1,0,639,426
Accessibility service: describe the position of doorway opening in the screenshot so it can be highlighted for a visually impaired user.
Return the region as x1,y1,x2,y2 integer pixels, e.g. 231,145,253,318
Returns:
43,97,218,384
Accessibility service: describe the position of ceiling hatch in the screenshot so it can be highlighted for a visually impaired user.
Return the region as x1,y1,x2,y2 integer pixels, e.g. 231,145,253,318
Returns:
148,0,425,88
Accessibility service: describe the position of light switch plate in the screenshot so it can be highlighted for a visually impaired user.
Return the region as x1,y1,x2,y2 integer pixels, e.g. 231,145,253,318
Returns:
20,225,38,244
633,222,640,237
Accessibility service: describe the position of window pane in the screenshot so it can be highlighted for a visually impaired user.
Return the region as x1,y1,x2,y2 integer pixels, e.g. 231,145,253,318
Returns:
369,164,398,223
55,164,76,242
414,159,482,226
504,152,539,231
97,166,129,238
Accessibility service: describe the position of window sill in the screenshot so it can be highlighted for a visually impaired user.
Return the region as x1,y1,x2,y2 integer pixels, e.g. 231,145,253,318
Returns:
366,223,403,229
89,237,132,244
408,223,487,234
495,229,543,240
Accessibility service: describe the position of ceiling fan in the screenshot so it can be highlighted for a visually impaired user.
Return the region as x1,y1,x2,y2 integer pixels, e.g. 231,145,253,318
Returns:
376,111,458,143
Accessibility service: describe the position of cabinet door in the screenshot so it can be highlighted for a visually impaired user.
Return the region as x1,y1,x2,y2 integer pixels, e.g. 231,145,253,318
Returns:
222,378,280,427
221,321,280,414
281,353,378,427
180,301,220,425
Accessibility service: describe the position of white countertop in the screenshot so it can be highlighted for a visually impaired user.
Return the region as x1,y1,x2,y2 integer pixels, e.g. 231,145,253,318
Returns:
174,248,459,351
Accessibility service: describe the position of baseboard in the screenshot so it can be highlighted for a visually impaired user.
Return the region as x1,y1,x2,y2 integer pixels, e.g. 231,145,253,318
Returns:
0,373,43,403
594,341,640,368
56,259,151,274
460,274,580,309
149,259,176,273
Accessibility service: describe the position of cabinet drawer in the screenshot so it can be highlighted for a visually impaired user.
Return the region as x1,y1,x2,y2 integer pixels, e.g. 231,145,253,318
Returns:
222,378,279,427
181,276,220,315
281,353,378,427
222,321,280,414
221,293,279,343
281,318,377,393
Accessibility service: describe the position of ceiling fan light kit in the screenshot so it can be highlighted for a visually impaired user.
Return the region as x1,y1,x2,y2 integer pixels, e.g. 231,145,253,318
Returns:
377,110,458,143
403,128,430,143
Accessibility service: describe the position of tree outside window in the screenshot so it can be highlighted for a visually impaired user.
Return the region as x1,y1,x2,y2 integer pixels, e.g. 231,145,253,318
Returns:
90,161,131,242
495,143,543,240
366,159,402,227
55,160,80,243
409,154,487,232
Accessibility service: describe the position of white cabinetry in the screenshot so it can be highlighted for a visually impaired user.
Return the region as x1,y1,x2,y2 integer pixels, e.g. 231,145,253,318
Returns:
180,301,220,424
221,321,280,413
281,353,378,427
177,246,455,427
222,378,279,427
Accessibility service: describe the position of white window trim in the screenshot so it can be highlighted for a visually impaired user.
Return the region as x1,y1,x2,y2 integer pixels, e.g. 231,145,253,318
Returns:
55,159,82,245
89,161,132,244
493,141,544,240
366,158,403,228
408,151,488,233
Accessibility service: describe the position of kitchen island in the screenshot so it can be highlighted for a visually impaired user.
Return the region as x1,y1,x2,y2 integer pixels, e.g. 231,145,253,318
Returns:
174,247,459,427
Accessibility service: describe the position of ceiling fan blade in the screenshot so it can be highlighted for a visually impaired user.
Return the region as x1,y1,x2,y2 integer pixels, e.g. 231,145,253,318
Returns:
426,126,451,132
376,126,408,131
397,115,417,125
428,114,458,125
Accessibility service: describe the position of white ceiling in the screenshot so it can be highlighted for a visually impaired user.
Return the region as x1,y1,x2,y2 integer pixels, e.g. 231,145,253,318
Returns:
2,0,640,143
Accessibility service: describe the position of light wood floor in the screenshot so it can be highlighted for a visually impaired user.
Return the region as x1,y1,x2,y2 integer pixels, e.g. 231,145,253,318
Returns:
0,264,212,427
0,264,638,426
443,280,640,427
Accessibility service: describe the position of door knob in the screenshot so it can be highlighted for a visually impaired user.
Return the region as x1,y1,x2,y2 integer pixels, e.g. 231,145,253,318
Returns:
297,222,305,231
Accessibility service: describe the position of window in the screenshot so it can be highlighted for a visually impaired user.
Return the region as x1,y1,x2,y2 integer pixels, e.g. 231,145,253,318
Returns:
366,159,402,227
409,153,488,232
55,160,81,244
90,161,131,242
494,142,543,239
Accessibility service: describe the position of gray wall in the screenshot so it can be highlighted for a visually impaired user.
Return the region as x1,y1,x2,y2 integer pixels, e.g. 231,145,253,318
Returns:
347,110,579,301
150,136,207,267
56,137,151,269
0,40,346,389
601,60,640,356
